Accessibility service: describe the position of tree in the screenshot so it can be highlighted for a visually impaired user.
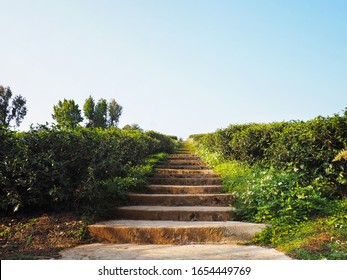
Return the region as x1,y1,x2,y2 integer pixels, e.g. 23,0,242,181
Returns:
83,95,95,127
52,99,83,128
83,96,123,128
108,98,122,127
122,123,143,132
94,98,108,128
0,86,27,128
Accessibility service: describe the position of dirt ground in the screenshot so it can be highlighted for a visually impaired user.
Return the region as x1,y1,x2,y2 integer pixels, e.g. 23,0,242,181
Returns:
0,212,94,259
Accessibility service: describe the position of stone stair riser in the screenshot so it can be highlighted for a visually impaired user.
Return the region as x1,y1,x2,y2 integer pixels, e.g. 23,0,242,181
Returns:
128,194,234,206
167,155,200,159
175,148,190,152
114,209,234,221
149,178,222,185
151,173,219,179
144,185,223,194
155,169,215,175
164,160,206,165
155,165,209,170
87,226,253,245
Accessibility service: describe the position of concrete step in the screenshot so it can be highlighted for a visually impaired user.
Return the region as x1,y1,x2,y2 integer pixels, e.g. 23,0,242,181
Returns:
173,151,191,155
87,220,267,245
114,206,235,221
155,168,215,175
128,193,234,206
176,147,190,151
164,159,206,166
61,243,291,260
155,165,209,170
144,185,224,194
167,155,199,160
151,172,219,179
149,177,221,185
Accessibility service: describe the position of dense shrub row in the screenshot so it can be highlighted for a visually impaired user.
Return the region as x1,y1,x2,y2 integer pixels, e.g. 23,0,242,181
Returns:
0,126,175,215
190,109,347,197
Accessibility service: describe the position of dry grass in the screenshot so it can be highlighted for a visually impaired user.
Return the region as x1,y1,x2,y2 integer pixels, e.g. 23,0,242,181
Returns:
0,212,94,259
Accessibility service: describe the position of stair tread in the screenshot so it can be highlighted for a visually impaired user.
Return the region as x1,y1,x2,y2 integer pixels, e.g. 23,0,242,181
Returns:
149,177,222,185
156,166,209,169
116,206,234,211
128,193,231,197
144,185,223,194
155,168,215,173
152,174,219,178
146,184,223,187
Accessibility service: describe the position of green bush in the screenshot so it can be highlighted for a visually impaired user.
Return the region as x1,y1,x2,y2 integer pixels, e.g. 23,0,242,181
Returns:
0,126,174,215
189,108,347,197
145,130,176,154
234,169,327,224
213,161,327,224
266,115,347,182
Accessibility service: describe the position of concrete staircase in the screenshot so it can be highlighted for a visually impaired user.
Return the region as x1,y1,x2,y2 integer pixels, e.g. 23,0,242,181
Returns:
87,143,266,245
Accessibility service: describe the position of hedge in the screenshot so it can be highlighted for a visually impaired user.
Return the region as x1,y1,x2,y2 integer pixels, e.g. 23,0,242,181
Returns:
0,126,175,214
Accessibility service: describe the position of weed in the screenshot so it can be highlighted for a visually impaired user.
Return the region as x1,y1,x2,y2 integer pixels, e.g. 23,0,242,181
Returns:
25,234,33,245
0,226,11,238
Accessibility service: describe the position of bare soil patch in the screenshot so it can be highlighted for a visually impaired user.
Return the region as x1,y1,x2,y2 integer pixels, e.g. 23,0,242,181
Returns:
0,212,94,259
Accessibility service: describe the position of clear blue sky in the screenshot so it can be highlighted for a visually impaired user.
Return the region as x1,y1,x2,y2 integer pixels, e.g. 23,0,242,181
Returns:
1,0,346,139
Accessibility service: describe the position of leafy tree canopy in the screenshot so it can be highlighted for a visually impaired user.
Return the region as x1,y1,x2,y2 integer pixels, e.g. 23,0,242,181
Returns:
122,123,143,132
94,98,108,128
52,99,83,128
83,96,122,128
0,85,27,128
108,98,122,127
83,95,95,127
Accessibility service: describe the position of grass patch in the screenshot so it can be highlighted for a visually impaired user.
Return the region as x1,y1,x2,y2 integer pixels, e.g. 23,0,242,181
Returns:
256,215,347,259
253,199,347,260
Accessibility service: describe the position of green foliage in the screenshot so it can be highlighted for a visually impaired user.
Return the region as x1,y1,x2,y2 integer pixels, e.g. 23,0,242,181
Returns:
254,199,347,260
195,150,347,259
123,123,143,132
235,169,327,224
0,126,174,217
94,98,108,128
213,161,254,192
189,108,347,197
83,96,122,128
0,86,27,128
145,130,176,154
186,137,225,167
265,115,347,189
108,99,122,127
213,161,327,224
52,99,83,128
83,95,95,127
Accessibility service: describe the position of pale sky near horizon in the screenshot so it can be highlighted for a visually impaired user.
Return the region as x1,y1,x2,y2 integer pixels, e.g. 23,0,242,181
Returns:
1,0,346,139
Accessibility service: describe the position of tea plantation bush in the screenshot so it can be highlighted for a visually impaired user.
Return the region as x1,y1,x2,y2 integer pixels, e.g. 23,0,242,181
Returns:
0,126,175,215
190,109,347,197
